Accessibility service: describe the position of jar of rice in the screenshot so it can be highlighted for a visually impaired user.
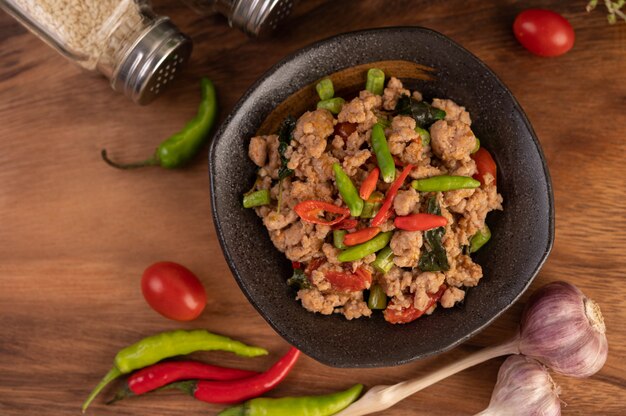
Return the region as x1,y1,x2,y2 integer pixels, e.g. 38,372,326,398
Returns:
0,0,192,105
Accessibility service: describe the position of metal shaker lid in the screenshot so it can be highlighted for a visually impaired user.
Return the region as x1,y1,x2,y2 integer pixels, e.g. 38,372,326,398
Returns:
112,18,192,105
230,0,295,36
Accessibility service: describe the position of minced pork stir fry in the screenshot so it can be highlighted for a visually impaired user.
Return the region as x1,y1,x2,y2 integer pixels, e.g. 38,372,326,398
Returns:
243,69,502,323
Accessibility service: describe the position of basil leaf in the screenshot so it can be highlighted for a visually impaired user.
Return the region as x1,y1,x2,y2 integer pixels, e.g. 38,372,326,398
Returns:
418,196,450,271
277,116,296,180
287,267,311,290
395,95,446,128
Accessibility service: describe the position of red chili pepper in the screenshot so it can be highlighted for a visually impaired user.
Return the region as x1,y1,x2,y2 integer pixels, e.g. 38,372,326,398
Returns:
394,214,448,231
291,261,302,269
383,285,446,324
334,122,357,139
371,164,414,227
294,200,350,226
168,347,301,404
359,168,380,200
471,147,497,186
325,267,372,292
107,361,259,403
332,218,359,230
343,227,381,246
392,155,405,167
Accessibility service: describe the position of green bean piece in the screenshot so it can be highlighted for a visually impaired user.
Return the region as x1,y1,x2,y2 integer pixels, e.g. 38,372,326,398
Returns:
412,175,481,192
218,384,364,416
333,230,347,250
371,123,396,183
415,126,431,146
243,189,270,208
371,246,394,273
315,78,334,101
368,284,388,310
366,68,385,95
332,163,363,217
470,224,491,253
338,232,393,262
317,97,345,114
472,137,481,154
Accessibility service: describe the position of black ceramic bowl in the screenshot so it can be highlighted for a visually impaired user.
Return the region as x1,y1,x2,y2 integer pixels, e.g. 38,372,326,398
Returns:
209,27,554,368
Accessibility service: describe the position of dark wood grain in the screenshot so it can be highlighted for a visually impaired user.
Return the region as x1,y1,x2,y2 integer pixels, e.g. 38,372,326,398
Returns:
0,1,625,415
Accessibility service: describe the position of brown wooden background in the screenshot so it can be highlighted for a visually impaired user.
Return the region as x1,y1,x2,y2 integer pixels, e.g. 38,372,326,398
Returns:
1,1,624,414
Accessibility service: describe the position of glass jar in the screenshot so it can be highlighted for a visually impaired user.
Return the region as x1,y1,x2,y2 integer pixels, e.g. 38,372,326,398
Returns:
0,0,192,104
183,0,296,36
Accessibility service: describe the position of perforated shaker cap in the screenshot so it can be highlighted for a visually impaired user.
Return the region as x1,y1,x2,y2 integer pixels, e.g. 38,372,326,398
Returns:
230,0,295,36
112,18,192,105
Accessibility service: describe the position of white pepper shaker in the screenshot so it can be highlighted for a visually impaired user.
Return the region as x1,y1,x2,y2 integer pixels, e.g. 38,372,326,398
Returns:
183,0,296,36
0,0,192,104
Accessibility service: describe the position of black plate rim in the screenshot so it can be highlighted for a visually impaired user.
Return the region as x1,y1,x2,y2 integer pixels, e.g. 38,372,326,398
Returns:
209,26,555,367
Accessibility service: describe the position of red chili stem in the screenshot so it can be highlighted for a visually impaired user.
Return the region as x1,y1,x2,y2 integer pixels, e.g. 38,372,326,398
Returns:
181,347,301,404
343,227,381,246
371,164,414,227
394,214,448,231
359,167,380,200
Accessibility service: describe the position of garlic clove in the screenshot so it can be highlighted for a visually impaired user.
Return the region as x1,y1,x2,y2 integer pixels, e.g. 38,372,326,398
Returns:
476,355,562,416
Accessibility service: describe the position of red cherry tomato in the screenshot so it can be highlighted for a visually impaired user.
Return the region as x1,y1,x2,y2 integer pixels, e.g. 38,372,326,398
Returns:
513,9,575,57
141,261,207,321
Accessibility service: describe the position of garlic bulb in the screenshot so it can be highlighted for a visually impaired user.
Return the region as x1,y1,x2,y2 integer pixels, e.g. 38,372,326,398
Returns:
519,281,608,377
475,355,561,416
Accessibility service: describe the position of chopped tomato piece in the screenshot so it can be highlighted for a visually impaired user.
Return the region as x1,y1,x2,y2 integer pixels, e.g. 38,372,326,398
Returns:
325,267,372,292
383,285,446,324
471,148,497,186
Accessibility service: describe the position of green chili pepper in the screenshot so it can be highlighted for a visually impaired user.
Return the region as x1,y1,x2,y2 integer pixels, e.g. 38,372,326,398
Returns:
368,284,388,310
333,163,363,217
82,329,267,413
361,191,383,219
338,231,392,262
333,230,347,249
317,97,345,114
472,137,481,154
218,384,363,416
366,68,385,95
470,224,491,253
371,123,396,183
412,175,481,192
243,189,270,208
371,245,394,273
315,78,334,101
101,78,218,169
415,126,431,146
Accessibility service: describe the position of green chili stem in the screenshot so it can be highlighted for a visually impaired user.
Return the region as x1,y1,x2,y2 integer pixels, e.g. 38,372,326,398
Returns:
82,367,122,413
100,149,159,170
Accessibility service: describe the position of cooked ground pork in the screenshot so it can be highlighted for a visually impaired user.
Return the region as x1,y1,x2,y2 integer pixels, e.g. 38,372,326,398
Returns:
247,76,502,321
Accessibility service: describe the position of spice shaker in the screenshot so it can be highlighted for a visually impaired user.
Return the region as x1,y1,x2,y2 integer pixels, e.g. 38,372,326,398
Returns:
0,0,192,104
183,0,296,36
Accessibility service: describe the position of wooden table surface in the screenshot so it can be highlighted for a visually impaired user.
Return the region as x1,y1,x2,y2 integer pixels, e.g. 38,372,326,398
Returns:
1,0,625,414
